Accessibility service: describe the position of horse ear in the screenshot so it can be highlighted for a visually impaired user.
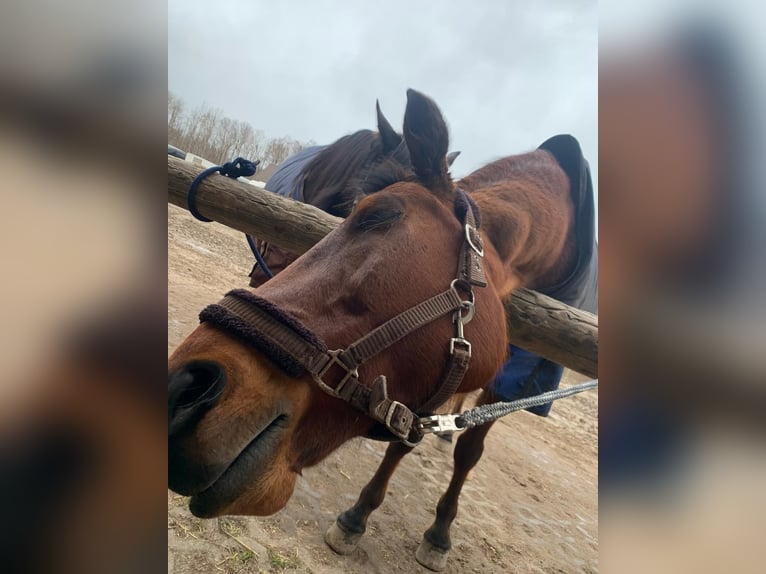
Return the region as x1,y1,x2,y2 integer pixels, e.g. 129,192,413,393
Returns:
403,89,450,188
376,100,402,154
447,151,461,166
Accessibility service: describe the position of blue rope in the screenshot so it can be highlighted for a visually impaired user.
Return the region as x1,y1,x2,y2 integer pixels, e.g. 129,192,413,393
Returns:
187,157,259,222
246,234,274,279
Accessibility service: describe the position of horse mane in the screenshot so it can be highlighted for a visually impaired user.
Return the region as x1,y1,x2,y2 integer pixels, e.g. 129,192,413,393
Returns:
300,129,413,217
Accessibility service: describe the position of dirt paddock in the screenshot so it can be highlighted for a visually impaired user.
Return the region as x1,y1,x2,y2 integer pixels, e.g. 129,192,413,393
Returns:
168,204,598,573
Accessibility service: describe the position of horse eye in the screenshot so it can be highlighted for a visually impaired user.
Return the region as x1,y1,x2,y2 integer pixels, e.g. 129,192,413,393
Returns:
353,207,403,231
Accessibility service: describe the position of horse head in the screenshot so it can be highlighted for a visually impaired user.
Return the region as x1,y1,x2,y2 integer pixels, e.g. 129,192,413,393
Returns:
168,90,517,518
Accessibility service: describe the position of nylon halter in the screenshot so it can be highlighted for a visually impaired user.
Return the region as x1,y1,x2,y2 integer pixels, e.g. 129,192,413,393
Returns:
199,190,487,445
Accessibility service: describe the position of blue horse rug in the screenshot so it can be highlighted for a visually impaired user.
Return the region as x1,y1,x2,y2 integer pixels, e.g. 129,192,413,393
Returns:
264,145,326,200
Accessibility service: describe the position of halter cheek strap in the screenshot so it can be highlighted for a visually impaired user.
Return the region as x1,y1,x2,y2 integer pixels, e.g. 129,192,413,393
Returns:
199,189,487,445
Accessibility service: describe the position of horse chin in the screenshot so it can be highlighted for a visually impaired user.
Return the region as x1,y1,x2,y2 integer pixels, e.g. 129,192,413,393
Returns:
189,465,297,518
216,469,297,517
185,414,294,518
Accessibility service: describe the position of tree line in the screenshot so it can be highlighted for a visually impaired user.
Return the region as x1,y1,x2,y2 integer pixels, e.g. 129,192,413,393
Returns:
168,91,314,170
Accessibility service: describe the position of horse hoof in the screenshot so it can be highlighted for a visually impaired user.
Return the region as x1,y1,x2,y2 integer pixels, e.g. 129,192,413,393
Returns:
415,539,450,571
324,520,362,555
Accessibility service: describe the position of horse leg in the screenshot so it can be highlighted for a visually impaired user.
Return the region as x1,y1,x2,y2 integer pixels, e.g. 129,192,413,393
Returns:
325,440,413,554
416,390,497,571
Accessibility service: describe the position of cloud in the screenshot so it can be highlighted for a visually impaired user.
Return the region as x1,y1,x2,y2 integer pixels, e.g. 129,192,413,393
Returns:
169,0,597,189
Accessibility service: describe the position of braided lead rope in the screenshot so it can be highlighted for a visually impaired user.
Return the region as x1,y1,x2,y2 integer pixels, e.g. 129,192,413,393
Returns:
419,380,598,434
457,380,598,429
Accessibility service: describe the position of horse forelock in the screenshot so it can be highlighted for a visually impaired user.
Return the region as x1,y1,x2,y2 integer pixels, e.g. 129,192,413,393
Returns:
300,129,413,217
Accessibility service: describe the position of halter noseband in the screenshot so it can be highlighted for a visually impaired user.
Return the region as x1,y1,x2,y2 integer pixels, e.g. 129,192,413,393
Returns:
199,190,487,446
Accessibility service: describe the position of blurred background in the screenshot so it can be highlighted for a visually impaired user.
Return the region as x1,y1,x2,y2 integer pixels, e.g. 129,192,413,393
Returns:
0,1,166,572
599,0,765,572
0,0,763,572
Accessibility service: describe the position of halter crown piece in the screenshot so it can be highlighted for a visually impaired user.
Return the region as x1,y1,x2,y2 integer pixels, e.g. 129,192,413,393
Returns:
199,189,486,446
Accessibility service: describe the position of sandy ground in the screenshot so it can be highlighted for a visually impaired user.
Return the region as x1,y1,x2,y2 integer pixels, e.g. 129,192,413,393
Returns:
168,204,598,573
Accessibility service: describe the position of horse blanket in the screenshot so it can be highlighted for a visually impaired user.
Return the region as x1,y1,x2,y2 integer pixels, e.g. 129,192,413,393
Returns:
264,145,327,201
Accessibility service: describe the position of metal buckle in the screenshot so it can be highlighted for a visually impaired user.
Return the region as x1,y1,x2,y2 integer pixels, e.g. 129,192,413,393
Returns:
464,224,484,257
312,350,358,398
449,337,472,356
383,400,411,440
417,414,464,434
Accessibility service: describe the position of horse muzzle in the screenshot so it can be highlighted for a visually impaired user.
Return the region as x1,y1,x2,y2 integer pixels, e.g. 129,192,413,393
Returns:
168,360,227,496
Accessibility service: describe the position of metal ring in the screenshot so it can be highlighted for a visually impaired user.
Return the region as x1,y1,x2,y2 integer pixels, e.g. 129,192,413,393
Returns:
450,279,475,304
402,430,424,448
459,301,475,324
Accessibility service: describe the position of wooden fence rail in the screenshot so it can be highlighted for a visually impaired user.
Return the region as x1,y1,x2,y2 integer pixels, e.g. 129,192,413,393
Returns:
168,157,598,378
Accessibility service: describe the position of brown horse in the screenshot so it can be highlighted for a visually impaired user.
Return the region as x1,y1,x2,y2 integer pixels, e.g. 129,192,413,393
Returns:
168,89,579,571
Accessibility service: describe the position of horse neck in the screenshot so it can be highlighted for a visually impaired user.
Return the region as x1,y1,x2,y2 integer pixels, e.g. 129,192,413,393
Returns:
458,152,577,294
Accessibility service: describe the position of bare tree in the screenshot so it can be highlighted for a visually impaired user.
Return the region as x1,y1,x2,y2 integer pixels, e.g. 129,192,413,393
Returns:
261,136,307,168
168,91,185,145
235,123,267,164
167,93,311,170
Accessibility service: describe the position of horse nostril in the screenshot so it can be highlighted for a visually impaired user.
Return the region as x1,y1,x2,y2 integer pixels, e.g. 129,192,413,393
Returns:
171,362,224,407
168,361,226,437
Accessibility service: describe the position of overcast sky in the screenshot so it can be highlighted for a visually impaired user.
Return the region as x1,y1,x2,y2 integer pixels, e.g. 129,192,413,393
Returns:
169,0,597,193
